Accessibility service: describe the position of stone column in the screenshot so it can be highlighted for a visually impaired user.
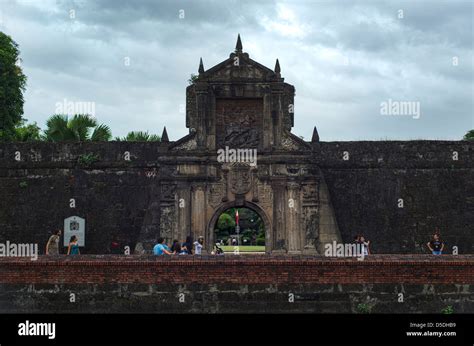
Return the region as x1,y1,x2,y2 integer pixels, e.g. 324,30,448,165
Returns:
195,84,209,148
191,184,207,249
286,181,301,254
262,89,273,150
272,180,287,253
301,181,319,255
176,183,191,243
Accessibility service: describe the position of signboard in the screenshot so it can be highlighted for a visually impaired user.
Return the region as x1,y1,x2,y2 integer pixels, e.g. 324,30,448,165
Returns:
63,216,85,247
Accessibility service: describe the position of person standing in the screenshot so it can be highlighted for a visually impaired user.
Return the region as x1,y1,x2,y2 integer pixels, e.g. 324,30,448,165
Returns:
109,234,121,254
359,235,370,256
67,235,80,255
194,236,204,255
427,233,444,255
46,229,61,255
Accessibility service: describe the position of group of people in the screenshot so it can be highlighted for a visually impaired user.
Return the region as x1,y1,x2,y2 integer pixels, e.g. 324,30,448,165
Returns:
352,231,446,256
353,234,370,256
45,228,446,256
45,229,80,255
153,236,204,256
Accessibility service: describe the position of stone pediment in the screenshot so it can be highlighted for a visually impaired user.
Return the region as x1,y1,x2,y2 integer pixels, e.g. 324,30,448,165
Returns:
170,132,197,151
202,55,279,82
281,131,312,151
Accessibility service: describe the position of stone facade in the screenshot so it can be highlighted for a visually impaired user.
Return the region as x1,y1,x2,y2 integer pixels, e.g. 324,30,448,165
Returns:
0,37,472,255
134,36,342,254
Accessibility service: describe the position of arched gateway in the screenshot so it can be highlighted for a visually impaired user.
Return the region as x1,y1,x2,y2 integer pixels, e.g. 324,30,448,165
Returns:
135,35,342,255
207,200,271,253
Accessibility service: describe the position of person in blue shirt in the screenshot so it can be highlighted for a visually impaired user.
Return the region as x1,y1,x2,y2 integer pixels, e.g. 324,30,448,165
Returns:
67,235,80,255
153,237,172,256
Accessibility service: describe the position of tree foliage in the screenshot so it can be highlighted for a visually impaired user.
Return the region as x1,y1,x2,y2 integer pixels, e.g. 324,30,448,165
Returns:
217,213,235,232
0,32,27,141
115,131,161,142
463,129,474,141
43,114,112,141
14,121,41,141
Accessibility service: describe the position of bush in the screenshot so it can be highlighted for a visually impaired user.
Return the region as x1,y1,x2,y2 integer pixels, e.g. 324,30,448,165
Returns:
256,237,265,246
441,306,454,314
356,303,372,314
78,153,100,167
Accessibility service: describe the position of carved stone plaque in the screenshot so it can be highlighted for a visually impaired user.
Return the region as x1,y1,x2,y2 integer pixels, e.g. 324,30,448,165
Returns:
215,98,262,148
230,163,251,195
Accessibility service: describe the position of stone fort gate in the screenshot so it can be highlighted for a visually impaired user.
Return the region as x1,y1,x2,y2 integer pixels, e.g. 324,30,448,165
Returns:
134,35,341,254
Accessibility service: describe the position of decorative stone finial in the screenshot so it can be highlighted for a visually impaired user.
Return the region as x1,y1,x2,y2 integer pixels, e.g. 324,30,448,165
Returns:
235,34,243,53
198,57,204,74
161,126,169,142
311,126,320,142
275,58,281,76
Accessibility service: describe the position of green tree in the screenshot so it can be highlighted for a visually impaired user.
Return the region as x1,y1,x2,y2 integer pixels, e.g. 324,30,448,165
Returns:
217,213,235,232
463,129,474,141
0,32,27,141
188,74,199,85
43,114,111,141
115,131,161,142
14,121,41,141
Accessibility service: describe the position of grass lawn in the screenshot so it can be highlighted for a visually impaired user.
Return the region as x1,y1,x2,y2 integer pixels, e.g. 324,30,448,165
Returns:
220,246,265,252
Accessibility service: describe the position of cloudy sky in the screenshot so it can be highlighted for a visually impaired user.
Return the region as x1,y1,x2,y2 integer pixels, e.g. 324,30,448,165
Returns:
1,0,472,141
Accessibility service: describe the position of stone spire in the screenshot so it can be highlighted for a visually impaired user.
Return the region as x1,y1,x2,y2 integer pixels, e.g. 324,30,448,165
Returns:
198,57,204,74
311,126,320,142
274,58,281,76
235,34,243,53
161,126,169,142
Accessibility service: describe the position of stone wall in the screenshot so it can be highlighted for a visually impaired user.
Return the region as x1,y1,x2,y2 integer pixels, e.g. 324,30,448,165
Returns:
315,141,474,254
0,141,472,254
0,255,472,313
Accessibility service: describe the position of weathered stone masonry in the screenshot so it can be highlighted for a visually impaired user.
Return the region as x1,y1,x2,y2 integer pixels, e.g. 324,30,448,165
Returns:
0,140,472,254
0,255,473,313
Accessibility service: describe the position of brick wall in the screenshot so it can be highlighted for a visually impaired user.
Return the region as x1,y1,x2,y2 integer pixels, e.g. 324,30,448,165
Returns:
1,255,473,313
0,255,473,285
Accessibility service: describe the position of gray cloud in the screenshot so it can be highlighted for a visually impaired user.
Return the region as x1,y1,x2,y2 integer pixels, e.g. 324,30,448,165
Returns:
1,0,472,141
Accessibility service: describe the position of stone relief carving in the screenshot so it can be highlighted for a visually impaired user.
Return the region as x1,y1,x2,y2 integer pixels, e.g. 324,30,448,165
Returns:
216,99,262,148
161,184,176,201
303,207,319,246
257,182,273,208
159,206,175,241
230,163,252,195
209,183,225,208
281,133,302,151
302,184,318,203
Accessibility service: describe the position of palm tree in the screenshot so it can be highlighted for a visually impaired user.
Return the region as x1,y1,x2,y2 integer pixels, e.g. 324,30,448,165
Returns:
115,131,161,142
43,114,112,141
